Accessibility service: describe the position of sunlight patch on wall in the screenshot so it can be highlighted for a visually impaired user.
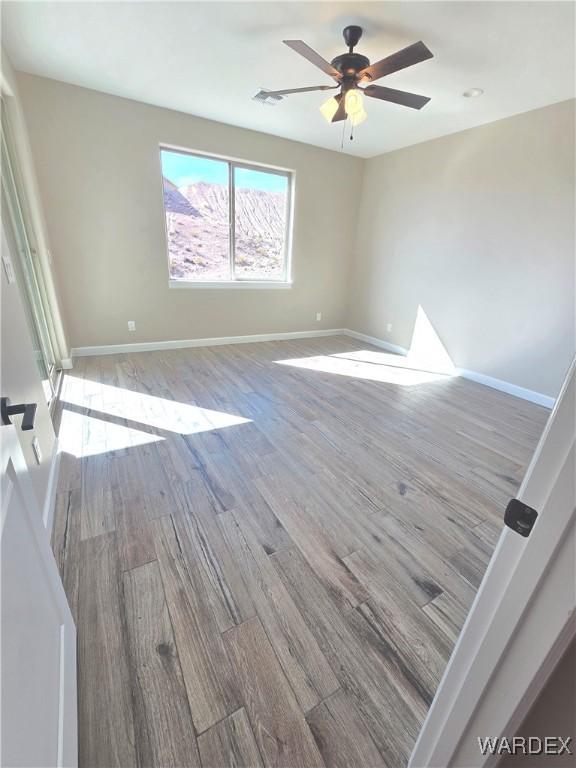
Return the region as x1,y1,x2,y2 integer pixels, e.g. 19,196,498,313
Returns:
60,375,251,435
406,305,456,374
274,306,455,385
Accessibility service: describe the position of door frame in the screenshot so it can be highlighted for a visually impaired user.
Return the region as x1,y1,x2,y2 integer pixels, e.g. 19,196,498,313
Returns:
409,359,576,767
0,58,70,371
1,121,58,401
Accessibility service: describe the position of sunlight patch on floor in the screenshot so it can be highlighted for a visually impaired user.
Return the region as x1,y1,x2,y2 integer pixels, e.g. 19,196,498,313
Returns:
274,353,451,385
59,408,164,458
274,306,456,385
60,375,251,434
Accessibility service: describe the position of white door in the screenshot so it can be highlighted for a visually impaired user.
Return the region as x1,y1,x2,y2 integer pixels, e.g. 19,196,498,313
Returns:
1,423,77,767
410,359,575,767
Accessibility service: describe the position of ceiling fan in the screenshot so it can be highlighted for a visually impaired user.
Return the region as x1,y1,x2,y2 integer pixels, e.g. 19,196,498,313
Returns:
254,26,433,127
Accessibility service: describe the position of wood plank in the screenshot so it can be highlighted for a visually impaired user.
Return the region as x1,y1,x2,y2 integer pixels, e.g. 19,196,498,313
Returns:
197,708,263,768
78,532,137,767
180,439,238,512
422,589,471,643
223,617,325,768
51,489,82,623
172,478,255,632
56,446,83,492
79,455,116,540
110,447,177,515
220,509,339,712
211,463,294,554
255,461,367,611
150,515,239,733
356,598,450,707
122,561,200,767
306,689,385,768
367,514,477,612
448,546,489,588
446,517,503,589
115,492,158,572
344,544,443,610
57,337,546,764
271,547,425,768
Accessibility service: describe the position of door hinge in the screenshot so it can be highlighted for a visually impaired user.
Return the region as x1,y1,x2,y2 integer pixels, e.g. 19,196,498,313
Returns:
504,498,538,537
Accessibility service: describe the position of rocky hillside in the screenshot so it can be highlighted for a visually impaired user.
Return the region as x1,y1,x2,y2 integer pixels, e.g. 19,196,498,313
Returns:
164,178,287,280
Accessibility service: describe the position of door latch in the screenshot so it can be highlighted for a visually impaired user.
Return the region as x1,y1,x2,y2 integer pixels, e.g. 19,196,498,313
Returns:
504,498,538,538
1,397,37,431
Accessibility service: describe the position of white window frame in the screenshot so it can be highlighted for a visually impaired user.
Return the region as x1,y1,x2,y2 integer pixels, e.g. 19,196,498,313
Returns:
159,145,294,289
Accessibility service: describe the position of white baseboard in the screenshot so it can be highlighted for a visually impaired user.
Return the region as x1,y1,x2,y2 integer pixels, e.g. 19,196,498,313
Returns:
457,367,555,409
342,328,555,409
69,325,554,409
344,328,409,357
71,329,347,357
43,438,61,535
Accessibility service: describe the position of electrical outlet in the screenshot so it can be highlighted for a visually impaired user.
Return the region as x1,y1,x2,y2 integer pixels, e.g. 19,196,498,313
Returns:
128,321,136,332
316,312,322,322
386,323,393,333
32,437,42,465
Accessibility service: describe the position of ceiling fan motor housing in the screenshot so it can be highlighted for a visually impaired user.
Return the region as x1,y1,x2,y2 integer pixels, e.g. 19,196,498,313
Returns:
333,25,369,80
331,52,370,78
332,25,369,82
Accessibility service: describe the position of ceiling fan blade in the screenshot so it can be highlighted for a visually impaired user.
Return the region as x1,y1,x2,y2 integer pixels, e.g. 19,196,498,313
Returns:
363,84,431,110
331,93,347,122
283,40,341,81
255,85,338,98
359,41,433,83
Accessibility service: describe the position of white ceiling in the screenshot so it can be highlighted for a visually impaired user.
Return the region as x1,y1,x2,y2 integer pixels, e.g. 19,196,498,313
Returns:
3,1,574,158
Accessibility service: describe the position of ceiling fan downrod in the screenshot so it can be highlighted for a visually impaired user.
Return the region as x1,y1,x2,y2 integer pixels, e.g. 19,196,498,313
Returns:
331,26,370,79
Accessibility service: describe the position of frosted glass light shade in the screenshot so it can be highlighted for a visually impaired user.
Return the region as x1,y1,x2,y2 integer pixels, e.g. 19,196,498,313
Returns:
344,89,364,117
319,96,339,121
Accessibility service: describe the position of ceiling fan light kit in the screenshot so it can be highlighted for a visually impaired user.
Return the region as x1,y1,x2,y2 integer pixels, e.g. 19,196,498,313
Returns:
319,95,340,122
255,25,433,141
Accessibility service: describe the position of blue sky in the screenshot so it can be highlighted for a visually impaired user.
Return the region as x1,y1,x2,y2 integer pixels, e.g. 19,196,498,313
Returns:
161,150,287,193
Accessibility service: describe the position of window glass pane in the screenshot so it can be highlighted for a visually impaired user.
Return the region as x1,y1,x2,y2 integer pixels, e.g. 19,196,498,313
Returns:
161,150,230,281
233,167,288,280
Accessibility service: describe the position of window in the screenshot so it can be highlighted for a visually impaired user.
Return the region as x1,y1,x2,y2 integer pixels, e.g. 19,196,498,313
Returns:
160,148,292,286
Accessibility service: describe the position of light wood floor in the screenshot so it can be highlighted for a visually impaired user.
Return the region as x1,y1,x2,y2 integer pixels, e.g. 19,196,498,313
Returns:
52,336,548,768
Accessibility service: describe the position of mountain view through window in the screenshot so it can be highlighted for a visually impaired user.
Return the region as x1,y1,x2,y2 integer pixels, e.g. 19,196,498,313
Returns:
161,149,290,282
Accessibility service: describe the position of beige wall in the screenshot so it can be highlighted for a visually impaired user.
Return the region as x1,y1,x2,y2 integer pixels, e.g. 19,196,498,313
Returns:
16,73,574,397
348,100,575,398
16,73,363,349
500,641,575,768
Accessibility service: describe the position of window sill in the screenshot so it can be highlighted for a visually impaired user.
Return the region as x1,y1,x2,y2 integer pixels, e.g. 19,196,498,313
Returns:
169,280,293,290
